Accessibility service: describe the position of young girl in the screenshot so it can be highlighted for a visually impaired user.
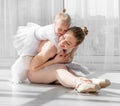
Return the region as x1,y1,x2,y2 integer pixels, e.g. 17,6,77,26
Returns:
28,26,111,93
11,9,71,83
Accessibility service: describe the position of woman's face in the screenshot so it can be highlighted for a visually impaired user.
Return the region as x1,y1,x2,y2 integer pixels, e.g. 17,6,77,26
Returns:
58,31,77,50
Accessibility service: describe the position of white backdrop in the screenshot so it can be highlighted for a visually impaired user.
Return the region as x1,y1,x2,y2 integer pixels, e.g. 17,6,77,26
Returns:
65,0,120,70
0,0,120,70
0,0,64,66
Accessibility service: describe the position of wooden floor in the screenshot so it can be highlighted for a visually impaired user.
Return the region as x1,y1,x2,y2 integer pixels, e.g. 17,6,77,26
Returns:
0,67,120,106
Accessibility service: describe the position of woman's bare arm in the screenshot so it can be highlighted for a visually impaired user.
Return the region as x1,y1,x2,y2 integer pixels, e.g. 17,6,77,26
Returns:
29,41,57,72
29,41,78,72
30,49,74,71
31,50,68,70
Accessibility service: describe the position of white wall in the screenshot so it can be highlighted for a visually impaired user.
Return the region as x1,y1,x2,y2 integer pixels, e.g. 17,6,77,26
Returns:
65,0,120,70
0,0,63,67
0,0,120,70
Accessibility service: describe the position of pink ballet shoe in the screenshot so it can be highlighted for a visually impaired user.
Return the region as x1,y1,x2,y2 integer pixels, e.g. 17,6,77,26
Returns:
91,78,111,88
75,82,100,93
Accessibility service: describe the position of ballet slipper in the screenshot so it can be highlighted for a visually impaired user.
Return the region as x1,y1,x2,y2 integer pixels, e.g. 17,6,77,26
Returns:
75,82,100,93
91,78,111,88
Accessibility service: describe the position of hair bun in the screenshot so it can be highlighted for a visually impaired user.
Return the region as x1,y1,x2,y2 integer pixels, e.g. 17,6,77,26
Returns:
62,8,66,13
82,27,88,36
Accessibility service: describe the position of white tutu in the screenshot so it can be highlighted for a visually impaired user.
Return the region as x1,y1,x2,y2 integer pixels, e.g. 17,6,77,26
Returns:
13,22,41,56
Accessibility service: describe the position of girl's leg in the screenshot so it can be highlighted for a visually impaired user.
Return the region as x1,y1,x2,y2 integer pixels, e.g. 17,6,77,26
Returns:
11,56,33,83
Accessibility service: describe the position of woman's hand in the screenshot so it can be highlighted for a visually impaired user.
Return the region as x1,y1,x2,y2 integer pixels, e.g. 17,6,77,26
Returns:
53,50,73,64
64,52,73,63
52,50,65,63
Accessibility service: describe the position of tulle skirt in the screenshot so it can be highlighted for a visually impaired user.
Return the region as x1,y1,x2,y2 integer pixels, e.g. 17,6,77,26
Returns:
13,23,41,56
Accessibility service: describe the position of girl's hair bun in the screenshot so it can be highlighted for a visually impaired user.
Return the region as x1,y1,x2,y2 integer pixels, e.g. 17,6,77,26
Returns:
62,8,66,13
61,8,66,13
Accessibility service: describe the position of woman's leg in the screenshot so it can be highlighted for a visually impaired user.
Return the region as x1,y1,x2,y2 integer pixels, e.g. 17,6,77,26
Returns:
28,64,101,93
53,66,81,85
28,64,89,88
28,64,59,84
66,66,79,77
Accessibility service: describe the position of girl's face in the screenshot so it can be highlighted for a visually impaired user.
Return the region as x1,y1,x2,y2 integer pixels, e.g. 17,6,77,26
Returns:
54,20,69,37
58,31,77,50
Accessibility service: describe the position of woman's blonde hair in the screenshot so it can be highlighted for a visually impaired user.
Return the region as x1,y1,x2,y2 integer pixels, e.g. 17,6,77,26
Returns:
55,9,71,25
68,26,88,46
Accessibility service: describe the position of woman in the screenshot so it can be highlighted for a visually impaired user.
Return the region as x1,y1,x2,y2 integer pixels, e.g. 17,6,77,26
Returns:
27,26,111,93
